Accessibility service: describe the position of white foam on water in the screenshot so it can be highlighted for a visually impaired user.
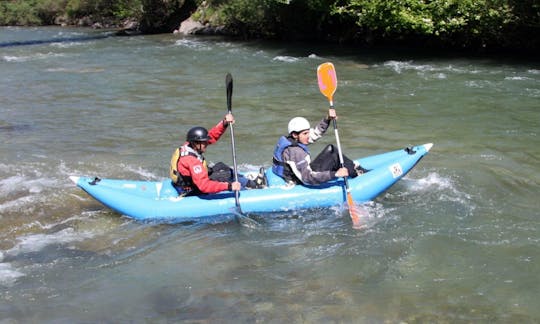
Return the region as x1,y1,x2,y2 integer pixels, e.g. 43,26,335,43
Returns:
383,60,424,73
0,175,29,193
0,195,38,215
525,88,540,97
350,201,392,230
122,164,161,180
0,174,58,194
402,172,474,210
25,214,90,232
480,154,503,161
407,172,454,192
56,31,85,37
0,174,62,214
505,76,533,81
45,67,105,73
0,261,24,287
5,227,95,257
382,60,434,74
2,52,65,62
2,55,21,62
174,38,212,51
382,60,478,76
50,41,87,48
434,73,447,79
272,55,299,63
0,221,98,287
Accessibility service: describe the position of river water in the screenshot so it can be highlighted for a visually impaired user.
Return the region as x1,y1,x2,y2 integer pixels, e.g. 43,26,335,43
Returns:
1,26,539,322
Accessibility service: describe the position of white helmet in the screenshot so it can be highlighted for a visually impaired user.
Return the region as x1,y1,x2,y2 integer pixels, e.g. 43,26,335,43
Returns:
288,117,310,134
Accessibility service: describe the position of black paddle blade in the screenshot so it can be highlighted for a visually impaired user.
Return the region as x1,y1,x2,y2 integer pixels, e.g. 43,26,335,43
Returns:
229,207,260,229
225,73,233,112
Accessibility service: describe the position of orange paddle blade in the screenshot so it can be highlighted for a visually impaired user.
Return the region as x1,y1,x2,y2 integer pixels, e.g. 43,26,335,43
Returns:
346,193,361,227
317,62,337,102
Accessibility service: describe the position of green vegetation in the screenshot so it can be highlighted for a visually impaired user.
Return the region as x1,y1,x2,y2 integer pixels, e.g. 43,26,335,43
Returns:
1,0,538,52
331,0,538,49
0,0,142,26
197,0,539,51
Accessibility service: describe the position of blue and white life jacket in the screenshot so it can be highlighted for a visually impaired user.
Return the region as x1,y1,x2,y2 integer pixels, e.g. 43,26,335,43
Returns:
272,136,309,182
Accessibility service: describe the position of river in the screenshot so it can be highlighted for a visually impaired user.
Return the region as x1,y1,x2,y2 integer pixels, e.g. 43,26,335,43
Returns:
1,26,539,322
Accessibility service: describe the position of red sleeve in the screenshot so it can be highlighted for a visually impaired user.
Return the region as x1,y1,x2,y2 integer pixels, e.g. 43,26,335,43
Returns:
179,155,229,194
207,120,228,145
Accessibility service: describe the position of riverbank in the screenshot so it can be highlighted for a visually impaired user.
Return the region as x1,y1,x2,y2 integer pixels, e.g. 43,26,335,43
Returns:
1,0,539,55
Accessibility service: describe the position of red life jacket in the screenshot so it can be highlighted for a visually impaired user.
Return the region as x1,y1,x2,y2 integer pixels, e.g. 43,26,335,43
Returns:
170,143,207,192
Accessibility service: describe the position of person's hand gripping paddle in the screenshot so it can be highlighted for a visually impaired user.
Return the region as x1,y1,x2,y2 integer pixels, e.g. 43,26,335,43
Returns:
317,62,367,229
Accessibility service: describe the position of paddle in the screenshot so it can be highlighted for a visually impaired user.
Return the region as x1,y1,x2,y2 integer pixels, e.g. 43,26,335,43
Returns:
225,73,260,228
317,62,365,229
225,73,243,213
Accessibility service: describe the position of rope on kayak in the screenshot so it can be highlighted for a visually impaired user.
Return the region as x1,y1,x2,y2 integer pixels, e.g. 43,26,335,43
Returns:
89,177,101,185
405,146,416,155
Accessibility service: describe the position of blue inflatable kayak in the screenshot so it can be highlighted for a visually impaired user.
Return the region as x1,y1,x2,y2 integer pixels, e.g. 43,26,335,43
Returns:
70,143,432,223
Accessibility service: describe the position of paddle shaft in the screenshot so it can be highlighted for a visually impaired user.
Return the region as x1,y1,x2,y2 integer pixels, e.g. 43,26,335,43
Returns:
330,104,361,226
225,73,241,211
330,112,351,189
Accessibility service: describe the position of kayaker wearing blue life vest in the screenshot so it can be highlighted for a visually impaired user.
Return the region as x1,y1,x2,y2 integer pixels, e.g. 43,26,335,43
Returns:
170,113,266,196
272,109,368,185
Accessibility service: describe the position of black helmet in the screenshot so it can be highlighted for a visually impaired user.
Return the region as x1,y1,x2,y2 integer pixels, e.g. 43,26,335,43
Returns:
186,126,209,142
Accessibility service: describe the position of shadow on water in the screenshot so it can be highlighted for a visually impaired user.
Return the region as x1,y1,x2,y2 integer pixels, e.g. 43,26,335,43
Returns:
0,32,116,48
0,124,32,133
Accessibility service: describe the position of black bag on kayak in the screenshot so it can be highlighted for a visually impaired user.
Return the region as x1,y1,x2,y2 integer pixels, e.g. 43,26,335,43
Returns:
208,162,233,182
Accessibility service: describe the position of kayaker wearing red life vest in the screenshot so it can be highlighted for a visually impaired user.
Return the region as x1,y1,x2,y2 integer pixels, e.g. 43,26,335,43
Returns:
272,108,368,185
170,113,266,195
